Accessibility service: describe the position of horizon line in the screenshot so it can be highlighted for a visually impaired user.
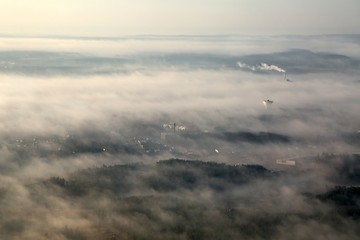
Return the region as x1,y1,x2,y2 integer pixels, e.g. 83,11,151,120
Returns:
0,33,359,40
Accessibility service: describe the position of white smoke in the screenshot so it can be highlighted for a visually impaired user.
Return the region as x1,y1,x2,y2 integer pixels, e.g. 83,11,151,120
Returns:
237,62,286,73
258,63,286,73
237,62,256,71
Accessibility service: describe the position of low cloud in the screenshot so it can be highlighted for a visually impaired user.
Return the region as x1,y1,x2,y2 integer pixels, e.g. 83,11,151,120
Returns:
0,35,358,239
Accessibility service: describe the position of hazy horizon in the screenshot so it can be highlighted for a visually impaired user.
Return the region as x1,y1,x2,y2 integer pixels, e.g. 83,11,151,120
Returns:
1,0,360,36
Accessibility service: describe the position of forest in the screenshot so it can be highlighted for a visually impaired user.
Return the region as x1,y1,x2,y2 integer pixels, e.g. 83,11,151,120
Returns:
0,155,354,239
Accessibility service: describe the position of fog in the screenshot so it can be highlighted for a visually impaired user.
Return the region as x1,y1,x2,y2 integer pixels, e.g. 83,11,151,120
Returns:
0,35,359,239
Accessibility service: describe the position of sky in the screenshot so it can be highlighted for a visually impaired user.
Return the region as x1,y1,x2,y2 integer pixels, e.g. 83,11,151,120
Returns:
0,0,360,36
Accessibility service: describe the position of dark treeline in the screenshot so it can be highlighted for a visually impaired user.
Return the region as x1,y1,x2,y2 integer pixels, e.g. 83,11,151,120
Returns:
48,159,276,196
22,157,359,240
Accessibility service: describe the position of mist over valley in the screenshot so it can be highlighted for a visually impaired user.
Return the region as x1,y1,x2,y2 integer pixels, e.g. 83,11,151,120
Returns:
0,35,359,239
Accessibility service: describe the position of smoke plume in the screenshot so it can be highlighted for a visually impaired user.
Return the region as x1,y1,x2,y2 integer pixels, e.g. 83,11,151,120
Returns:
258,63,286,73
237,62,286,73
